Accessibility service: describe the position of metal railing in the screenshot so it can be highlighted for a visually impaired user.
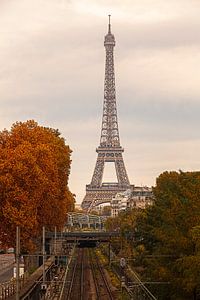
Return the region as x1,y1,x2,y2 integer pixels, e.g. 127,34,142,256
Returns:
0,273,28,300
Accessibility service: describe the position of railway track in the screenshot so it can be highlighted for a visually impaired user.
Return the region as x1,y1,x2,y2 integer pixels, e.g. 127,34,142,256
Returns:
65,248,85,300
62,247,114,300
89,249,114,300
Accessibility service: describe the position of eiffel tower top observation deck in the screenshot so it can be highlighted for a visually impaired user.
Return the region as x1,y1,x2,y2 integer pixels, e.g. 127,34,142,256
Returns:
81,16,132,211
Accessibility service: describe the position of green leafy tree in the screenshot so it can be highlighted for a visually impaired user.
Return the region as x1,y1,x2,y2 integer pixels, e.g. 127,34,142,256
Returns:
106,171,200,299
137,171,200,299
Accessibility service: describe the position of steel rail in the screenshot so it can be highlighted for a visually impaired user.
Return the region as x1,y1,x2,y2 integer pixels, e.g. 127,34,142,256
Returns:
90,250,114,300
80,249,84,300
59,245,76,300
65,255,78,299
65,248,85,300
88,249,100,299
96,256,114,300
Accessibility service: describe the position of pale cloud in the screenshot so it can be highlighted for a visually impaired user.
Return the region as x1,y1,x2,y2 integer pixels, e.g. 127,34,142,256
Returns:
70,0,199,23
117,46,200,104
0,0,200,203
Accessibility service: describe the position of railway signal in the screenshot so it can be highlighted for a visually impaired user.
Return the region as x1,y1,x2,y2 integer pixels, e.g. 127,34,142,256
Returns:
120,257,126,268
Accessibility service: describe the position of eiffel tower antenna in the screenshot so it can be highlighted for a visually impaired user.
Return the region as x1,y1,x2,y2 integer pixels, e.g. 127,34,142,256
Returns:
108,14,111,33
82,17,132,211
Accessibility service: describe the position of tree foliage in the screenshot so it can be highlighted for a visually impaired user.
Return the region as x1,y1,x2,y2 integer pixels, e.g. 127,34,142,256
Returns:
106,171,200,299
136,171,200,299
0,120,75,251
105,209,142,257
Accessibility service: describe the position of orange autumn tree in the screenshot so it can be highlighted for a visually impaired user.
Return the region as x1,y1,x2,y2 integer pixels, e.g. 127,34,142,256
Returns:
0,120,75,251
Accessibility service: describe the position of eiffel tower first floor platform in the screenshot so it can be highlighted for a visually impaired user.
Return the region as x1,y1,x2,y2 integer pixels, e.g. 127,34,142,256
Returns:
81,183,134,211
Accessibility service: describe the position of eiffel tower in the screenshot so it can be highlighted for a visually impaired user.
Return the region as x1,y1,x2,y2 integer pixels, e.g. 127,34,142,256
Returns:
81,16,132,211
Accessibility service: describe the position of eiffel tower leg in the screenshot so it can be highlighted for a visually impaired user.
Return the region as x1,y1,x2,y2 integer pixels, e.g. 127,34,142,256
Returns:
91,155,105,186
115,155,130,186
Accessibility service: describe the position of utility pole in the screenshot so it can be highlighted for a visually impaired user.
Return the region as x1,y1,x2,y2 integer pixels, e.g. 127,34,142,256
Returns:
41,226,47,295
16,226,20,300
54,226,58,266
54,226,57,256
42,227,45,284
109,238,111,266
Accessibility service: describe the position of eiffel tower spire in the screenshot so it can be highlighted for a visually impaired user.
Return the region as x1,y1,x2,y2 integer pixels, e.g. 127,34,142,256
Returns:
100,14,120,148
82,17,131,211
108,14,111,33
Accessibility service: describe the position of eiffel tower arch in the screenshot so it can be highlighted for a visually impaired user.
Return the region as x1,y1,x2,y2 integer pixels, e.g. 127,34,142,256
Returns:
81,16,132,211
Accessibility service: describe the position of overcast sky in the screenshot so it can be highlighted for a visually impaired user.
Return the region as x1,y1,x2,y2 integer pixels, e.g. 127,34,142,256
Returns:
1,0,200,203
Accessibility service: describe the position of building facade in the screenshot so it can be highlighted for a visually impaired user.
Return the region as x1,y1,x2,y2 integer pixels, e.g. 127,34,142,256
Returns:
111,186,153,217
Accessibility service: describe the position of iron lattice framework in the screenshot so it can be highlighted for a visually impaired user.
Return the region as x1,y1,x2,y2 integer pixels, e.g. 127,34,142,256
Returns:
82,17,131,211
